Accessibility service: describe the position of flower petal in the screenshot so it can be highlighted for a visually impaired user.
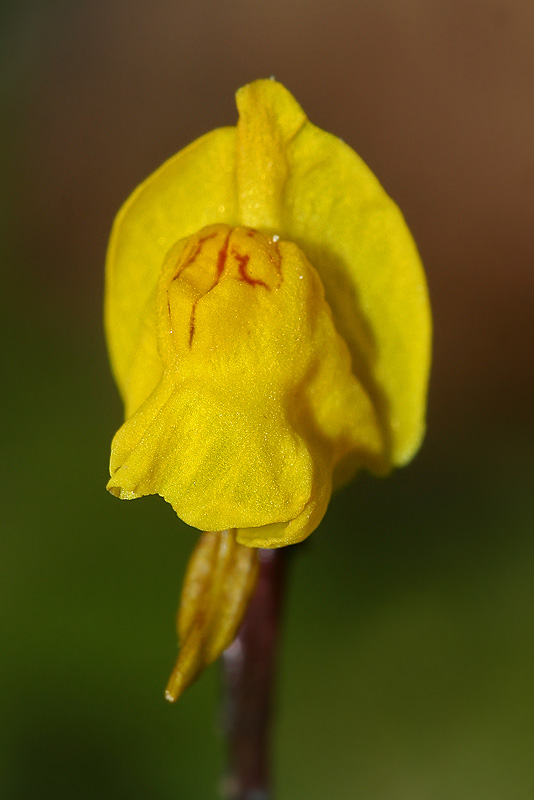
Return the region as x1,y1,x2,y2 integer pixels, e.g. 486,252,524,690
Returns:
236,80,431,469
105,127,238,417
107,225,383,546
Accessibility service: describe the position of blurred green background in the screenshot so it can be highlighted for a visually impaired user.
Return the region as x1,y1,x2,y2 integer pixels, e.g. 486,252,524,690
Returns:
2,1,534,797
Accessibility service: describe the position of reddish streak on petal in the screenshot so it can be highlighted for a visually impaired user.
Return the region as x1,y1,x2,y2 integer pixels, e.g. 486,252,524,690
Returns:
216,232,231,278
233,249,270,290
189,231,231,347
174,231,218,281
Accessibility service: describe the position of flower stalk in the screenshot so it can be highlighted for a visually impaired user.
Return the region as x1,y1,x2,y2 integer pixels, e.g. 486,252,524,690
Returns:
221,548,287,800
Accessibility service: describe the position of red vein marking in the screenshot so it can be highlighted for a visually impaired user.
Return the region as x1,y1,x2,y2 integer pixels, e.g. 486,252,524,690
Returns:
189,231,231,347
216,232,230,279
173,231,218,281
272,242,282,275
232,248,270,289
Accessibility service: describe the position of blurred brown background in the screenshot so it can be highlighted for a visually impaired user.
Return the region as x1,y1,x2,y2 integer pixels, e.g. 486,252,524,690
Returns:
2,1,533,798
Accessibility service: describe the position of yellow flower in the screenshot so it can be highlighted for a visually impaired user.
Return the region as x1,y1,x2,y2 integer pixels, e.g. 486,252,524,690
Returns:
105,80,431,699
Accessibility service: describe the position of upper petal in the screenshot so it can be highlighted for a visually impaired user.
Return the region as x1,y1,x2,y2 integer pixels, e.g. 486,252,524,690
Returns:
235,80,431,468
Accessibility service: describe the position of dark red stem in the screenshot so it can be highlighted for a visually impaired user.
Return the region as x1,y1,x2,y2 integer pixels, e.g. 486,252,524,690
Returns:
221,548,287,800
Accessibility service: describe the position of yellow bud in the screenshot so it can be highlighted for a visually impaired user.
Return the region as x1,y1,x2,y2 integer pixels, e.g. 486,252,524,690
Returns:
165,529,259,703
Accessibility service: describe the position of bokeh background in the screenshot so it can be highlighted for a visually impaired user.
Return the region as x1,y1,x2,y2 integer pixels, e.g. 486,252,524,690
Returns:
2,1,533,797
